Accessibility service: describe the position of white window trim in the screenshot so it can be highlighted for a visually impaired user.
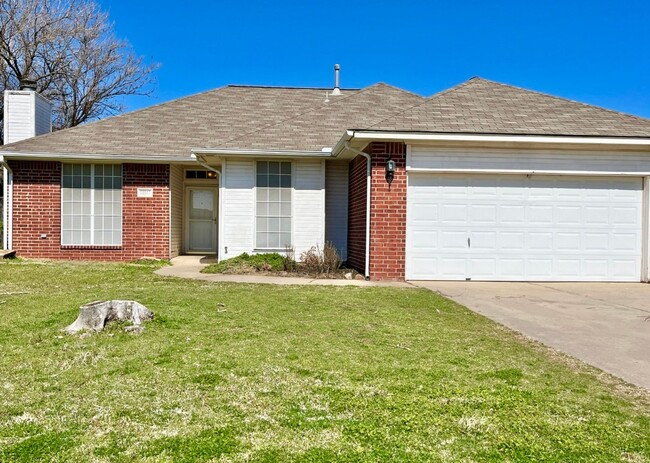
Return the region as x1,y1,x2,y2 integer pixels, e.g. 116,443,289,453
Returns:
253,160,294,252
60,164,123,247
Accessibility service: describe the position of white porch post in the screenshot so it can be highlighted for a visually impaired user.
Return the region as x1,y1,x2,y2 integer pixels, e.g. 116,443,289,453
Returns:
642,176,650,282
2,164,13,250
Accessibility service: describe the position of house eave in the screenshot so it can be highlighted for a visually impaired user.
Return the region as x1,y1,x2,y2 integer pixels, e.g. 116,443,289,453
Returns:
191,147,333,158
0,151,193,163
332,130,650,156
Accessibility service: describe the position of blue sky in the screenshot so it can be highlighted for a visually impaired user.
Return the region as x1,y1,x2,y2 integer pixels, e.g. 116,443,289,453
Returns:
99,0,650,118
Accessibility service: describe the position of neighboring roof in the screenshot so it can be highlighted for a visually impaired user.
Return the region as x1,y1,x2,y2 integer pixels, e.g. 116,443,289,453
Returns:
366,77,650,137
3,77,650,160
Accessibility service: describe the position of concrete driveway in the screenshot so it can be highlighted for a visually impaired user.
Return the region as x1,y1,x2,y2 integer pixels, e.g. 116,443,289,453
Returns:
412,282,650,390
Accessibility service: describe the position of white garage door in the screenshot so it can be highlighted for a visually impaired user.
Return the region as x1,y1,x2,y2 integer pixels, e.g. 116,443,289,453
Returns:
406,174,643,281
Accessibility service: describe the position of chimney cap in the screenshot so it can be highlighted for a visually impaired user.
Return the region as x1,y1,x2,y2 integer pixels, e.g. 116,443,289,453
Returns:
19,79,37,91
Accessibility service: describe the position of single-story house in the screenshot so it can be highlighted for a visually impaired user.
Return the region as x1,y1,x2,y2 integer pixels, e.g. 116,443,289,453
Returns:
3,72,650,282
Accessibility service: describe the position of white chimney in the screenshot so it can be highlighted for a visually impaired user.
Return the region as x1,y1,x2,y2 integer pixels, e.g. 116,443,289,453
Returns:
3,79,52,144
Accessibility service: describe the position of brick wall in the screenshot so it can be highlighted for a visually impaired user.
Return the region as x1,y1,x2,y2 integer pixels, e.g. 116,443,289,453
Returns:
347,154,367,274
368,142,407,280
9,161,170,261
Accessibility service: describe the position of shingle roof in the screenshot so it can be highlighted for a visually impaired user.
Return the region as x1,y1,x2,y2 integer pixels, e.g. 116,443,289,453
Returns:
3,77,650,160
367,77,650,137
218,83,425,151
0,86,361,158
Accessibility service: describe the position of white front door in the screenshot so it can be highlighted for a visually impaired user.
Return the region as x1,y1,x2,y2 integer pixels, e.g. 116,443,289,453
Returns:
186,187,218,254
406,174,643,281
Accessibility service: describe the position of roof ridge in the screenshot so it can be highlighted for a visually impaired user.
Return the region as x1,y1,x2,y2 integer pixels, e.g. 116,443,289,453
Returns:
474,77,650,124
212,83,392,148
371,82,426,99
364,77,476,130
226,84,360,91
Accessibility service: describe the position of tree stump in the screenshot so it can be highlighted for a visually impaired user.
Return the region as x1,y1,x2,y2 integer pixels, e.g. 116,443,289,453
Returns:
65,300,154,334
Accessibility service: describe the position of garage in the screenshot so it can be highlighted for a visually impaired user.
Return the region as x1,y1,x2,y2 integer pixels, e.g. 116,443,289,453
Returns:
406,173,643,281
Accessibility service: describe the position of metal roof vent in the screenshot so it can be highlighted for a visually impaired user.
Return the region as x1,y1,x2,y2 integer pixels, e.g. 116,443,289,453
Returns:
331,64,341,96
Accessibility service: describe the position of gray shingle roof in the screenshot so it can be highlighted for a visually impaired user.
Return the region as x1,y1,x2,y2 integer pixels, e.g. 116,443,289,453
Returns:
367,77,650,137
0,85,361,158
3,77,650,160
218,83,425,151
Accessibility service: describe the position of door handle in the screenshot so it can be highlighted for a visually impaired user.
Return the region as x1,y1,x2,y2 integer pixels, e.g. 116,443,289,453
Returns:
467,237,471,248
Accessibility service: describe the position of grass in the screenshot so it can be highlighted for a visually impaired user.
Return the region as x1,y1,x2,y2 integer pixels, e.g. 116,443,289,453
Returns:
0,260,649,462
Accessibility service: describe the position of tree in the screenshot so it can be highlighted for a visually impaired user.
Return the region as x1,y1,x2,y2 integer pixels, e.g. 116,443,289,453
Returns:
0,0,156,143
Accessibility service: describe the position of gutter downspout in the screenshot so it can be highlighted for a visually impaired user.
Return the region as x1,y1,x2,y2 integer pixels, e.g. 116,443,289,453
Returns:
344,142,371,280
191,153,222,261
0,156,12,251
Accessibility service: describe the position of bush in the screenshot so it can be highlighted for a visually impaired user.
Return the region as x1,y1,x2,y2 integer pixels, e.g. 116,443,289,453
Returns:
299,242,342,276
202,252,286,274
283,246,297,272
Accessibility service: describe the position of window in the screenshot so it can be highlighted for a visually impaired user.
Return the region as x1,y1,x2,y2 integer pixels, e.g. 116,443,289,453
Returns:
256,161,291,249
185,170,217,179
61,164,122,246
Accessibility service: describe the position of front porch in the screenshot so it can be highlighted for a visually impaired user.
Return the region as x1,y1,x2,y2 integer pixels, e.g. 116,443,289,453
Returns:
170,165,221,258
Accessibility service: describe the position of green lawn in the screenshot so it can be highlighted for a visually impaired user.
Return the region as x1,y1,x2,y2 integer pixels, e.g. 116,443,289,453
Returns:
0,260,648,462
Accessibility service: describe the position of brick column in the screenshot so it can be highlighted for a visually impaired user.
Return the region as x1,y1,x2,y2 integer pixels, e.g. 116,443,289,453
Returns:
368,142,407,280
347,154,368,274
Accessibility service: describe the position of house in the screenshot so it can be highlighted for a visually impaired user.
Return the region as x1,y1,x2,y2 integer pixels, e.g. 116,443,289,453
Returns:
3,70,650,282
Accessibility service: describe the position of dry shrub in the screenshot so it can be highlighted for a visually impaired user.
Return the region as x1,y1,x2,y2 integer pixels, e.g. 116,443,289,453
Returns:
283,246,297,272
300,242,342,276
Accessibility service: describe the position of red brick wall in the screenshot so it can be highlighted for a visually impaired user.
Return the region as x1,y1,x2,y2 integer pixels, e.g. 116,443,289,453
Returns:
9,161,170,261
347,154,367,274
368,142,407,280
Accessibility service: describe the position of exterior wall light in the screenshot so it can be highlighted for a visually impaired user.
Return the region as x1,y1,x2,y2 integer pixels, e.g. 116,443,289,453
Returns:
385,159,396,185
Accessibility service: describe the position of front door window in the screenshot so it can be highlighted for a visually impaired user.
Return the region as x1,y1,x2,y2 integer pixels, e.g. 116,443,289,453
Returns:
187,188,217,253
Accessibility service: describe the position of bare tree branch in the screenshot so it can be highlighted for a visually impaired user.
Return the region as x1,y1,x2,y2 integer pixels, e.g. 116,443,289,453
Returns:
0,0,157,143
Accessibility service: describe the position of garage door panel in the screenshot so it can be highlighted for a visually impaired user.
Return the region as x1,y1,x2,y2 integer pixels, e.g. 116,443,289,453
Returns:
528,232,553,250
441,204,467,222
498,232,525,249
470,204,497,223
583,259,608,278
499,205,525,224
585,206,609,224
556,259,581,276
528,205,553,224
406,173,642,281
612,207,640,225
441,230,467,249
611,234,638,251
582,233,608,251
556,232,580,250
470,231,496,250
612,260,639,279
556,206,581,224
471,259,496,278
527,259,553,279
440,258,466,278
409,229,438,249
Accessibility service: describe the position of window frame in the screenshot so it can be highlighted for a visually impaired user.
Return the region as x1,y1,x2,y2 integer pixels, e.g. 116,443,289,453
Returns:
254,160,293,251
60,163,123,247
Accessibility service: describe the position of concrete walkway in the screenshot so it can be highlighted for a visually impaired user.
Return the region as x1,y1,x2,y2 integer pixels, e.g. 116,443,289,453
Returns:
413,281,650,390
155,255,411,287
